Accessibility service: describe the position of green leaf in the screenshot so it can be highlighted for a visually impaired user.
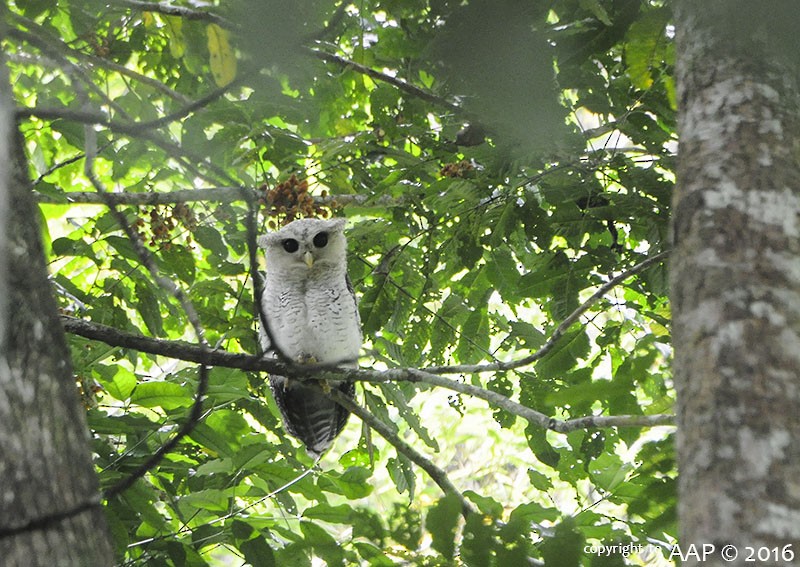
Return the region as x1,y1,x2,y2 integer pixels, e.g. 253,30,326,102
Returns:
536,329,591,380
527,469,554,492
509,321,546,350
485,248,520,298
300,521,345,567
317,467,374,499
509,501,560,524
303,503,356,524
164,15,186,58
241,536,277,567
589,452,633,492
194,225,228,258
131,381,193,410
207,23,237,86
179,489,229,513
625,9,671,90
579,0,613,26
461,512,493,567
540,517,585,567
464,491,503,517
135,282,164,337
379,383,438,452
426,493,462,559
525,427,560,469
105,366,137,400
387,455,416,500
456,307,490,362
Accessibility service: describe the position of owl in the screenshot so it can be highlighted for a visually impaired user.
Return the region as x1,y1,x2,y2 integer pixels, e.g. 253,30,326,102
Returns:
257,217,362,457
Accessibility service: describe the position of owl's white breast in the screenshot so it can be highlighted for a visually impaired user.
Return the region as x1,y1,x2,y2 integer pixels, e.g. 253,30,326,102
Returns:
261,269,361,366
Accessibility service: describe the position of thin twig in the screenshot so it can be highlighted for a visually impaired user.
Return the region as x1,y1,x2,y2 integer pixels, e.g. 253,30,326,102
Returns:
31,152,85,187
307,48,464,115
426,250,671,374
326,387,475,517
7,27,132,119
16,105,246,188
125,463,318,551
138,75,245,130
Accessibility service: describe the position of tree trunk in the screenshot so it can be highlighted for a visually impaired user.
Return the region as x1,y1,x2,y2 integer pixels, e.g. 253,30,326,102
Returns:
0,65,114,564
672,1,800,563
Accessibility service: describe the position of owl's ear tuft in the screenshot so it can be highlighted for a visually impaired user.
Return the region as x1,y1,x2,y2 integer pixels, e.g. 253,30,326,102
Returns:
257,234,271,249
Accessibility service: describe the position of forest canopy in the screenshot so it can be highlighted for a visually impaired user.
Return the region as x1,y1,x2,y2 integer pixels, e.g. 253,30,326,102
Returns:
5,0,676,564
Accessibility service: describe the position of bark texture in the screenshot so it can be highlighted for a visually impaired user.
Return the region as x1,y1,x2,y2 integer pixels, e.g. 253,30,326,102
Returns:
0,85,114,564
672,1,800,563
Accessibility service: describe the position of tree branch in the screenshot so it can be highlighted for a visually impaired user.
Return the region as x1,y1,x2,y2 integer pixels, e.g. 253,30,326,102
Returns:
426,250,672,374
7,27,132,119
120,0,233,28
17,105,241,188
34,186,382,207
8,15,190,104
61,315,675,432
18,96,224,139
0,498,103,540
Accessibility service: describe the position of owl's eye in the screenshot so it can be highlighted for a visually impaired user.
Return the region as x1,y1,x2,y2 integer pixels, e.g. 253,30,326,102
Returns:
282,238,299,253
313,232,328,248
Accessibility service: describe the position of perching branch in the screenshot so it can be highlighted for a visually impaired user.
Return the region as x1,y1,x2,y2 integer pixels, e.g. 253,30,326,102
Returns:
61,315,675,432
326,387,475,517
342,368,675,433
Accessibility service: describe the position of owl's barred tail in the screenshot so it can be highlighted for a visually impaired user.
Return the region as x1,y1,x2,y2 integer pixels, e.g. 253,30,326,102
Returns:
269,376,355,457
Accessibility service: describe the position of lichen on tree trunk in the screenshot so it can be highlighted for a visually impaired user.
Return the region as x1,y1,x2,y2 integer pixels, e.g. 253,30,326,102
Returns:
672,1,800,562
0,70,113,565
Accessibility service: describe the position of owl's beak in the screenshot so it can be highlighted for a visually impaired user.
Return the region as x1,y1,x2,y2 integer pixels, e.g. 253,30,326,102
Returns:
303,251,314,267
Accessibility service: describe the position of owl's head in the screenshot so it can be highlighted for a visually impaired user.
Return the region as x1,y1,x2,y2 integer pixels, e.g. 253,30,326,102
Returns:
258,217,349,273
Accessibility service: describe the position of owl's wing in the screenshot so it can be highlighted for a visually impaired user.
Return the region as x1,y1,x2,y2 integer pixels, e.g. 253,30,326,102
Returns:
270,376,355,458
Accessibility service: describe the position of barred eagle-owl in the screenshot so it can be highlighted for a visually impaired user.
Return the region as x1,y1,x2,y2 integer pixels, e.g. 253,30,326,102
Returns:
258,217,361,457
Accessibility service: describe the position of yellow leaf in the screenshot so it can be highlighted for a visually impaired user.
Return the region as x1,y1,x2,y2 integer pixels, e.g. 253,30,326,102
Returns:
164,16,185,59
206,23,237,87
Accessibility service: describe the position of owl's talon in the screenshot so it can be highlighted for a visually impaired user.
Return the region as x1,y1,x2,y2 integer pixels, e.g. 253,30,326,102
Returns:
297,353,318,365
320,380,332,394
